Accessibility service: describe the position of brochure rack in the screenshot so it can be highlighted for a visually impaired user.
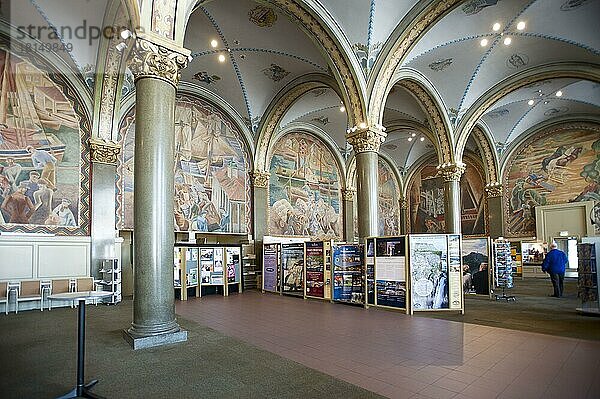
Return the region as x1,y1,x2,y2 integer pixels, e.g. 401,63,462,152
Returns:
493,238,516,301
577,238,600,315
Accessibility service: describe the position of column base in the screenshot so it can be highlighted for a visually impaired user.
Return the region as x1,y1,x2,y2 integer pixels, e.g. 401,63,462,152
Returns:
122,328,187,350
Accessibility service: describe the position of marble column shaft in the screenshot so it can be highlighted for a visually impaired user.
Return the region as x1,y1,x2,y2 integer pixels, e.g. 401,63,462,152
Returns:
486,184,504,238
252,171,269,265
439,164,464,235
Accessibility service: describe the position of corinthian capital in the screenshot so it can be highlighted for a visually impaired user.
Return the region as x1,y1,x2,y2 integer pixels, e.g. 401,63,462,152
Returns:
485,182,503,198
128,35,189,86
89,138,121,165
252,171,270,189
347,126,387,153
437,162,465,182
341,187,356,201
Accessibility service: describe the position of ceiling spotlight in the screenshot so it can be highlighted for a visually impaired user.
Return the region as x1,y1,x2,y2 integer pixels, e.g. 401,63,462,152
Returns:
480,38,489,47
210,39,218,48
528,99,534,106
115,42,127,52
120,29,131,40
492,22,501,31
539,92,543,96
408,137,413,142
411,132,416,137
339,105,346,113
556,90,563,97
544,101,549,105
517,21,526,31
503,37,512,45
420,137,425,142
218,54,226,62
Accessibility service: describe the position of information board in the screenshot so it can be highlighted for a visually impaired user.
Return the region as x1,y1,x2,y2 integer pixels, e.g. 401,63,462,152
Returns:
263,243,280,292
375,237,406,309
366,238,375,305
305,241,325,298
409,235,449,311
226,247,241,284
200,248,224,285
281,243,305,295
332,244,364,303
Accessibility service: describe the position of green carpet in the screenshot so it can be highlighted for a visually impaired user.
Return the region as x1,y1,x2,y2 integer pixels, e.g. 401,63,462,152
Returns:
0,300,383,399
416,277,600,340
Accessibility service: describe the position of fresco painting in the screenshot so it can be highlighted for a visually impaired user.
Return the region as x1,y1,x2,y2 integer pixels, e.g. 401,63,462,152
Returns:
408,157,485,235
268,132,342,239
504,129,600,237
0,49,83,231
118,96,251,234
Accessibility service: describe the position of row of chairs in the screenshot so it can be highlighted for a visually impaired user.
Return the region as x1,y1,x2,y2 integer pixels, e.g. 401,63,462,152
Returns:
0,277,96,314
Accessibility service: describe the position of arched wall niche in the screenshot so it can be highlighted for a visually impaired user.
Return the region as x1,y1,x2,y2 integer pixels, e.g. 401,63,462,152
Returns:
116,91,254,235
502,121,600,238
0,37,92,235
267,129,344,240
405,153,487,236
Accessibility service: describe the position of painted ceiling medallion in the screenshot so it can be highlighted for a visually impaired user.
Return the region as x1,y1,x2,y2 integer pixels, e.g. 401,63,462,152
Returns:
544,107,569,116
262,63,290,82
248,6,278,27
311,116,330,126
561,0,591,11
506,53,530,69
193,71,221,84
462,0,499,15
487,109,509,119
384,144,398,150
429,58,453,72
312,88,327,97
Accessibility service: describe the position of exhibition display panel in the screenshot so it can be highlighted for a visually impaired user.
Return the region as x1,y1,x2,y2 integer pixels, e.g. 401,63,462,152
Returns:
305,241,332,299
577,237,600,315
408,234,464,314
492,238,516,301
281,243,305,296
262,243,280,293
521,241,547,278
461,237,492,298
366,238,375,306
365,236,407,311
332,244,364,304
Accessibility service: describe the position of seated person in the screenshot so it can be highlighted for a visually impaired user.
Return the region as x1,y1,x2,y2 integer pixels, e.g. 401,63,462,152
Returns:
472,262,490,295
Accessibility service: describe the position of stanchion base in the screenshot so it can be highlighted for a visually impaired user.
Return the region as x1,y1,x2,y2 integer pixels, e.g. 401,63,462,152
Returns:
56,380,105,399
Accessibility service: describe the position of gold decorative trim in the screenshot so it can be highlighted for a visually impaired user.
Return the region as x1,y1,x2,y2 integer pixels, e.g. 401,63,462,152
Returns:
437,163,465,182
471,126,498,183
129,37,189,86
484,183,503,198
252,171,270,189
341,188,356,201
90,138,122,165
347,127,387,153
400,197,408,210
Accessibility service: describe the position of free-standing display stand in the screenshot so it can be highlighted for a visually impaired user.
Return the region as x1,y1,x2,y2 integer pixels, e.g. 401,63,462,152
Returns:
577,238,600,315
281,242,305,297
461,237,493,299
365,236,408,312
408,234,464,314
305,240,333,300
331,243,364,304
493,238,516,301
262,242,281,293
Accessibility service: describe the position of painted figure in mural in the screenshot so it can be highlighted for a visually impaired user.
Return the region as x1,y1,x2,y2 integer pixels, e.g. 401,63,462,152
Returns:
51,198,76,226
26,146,57,190
541,146,566,172
32,178,54,224
196,211,209,232
23,171,40,203
2,158,22,192
1,182,35,224
219,208,230,232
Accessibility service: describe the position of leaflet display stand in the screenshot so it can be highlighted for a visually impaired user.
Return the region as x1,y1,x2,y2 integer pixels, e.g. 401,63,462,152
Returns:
493,238,516,301
577,238,600,315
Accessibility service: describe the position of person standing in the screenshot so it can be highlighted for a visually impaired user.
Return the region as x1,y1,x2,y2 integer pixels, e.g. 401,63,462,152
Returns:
26,146,57,189
542,242,568,297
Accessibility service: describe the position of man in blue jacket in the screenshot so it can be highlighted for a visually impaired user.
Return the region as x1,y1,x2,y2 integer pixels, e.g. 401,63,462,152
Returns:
542,242,568,297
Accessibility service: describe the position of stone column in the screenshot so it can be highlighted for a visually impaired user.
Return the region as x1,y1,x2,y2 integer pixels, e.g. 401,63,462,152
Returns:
124,35,189,349
89,139,121,279
399,197,408,235
485,183,504,238
347,127,386,240
439,163,465,234
342,188,356,242
252,171,270,272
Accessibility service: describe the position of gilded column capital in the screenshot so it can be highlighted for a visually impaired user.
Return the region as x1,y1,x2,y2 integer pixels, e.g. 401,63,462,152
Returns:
89,138,121,165
346,126,387,153
437,162,465,182
485,182,503,198
128,35,190,87
341,187,356,201
252,171,270,189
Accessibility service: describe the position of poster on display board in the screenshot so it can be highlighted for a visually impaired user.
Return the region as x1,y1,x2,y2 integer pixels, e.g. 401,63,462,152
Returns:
366,238,375,305
447,235,463,310
375,237,406,309
461,237,491,296
263,243,280,292
409,235,449,311
305,241,325,298
281,243,305,295
226,247,241,284
200,248,225,285
332,244,364,303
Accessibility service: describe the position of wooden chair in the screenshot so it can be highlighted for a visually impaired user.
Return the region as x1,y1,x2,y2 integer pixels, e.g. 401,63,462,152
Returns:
0,282,7,314
16,280,42,312
75,277,100,305
49,279,71,310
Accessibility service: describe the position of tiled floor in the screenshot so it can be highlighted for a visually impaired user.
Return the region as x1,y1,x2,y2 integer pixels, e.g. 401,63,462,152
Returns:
177,291,600,399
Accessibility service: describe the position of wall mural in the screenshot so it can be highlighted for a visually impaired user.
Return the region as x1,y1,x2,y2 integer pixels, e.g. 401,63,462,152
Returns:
0,48,89,235
407,157,486,235
504,127,600,237
268,132,342,240
117,95,251,234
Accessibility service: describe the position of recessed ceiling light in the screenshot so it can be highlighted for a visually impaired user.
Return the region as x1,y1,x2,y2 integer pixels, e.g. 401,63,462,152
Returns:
120,29,131,40
492,22,501,31
544,101,549,104
528,99,534,105
218,54,226,62
210,39,218,48
480,38,488,47
517,21,526,31
339,105,345,113
556,90,563,97
411,132,416,137
503,37,512,45
408,137,413,142
420,137,425,142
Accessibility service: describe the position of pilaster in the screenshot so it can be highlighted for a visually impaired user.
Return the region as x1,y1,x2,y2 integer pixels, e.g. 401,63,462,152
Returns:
485,182,504,238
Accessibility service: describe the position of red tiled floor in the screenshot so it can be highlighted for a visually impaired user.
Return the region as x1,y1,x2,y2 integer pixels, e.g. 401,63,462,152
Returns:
176,291,600,399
